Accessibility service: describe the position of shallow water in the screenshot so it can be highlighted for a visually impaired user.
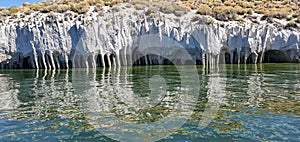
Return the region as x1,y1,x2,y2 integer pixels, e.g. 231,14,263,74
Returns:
0,64,299,141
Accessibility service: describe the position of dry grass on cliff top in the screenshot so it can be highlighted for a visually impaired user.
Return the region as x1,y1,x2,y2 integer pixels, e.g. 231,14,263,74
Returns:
193,0,299,21
0,0,299,26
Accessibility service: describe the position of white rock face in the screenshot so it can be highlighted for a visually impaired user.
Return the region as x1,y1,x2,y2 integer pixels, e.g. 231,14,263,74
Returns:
0,5,299,69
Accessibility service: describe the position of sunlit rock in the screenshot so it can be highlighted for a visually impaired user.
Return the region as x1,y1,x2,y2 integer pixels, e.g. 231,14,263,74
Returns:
0,4,299,69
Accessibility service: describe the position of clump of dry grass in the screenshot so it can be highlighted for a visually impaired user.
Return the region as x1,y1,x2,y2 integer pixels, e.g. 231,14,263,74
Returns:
159,1,189,16
130,0,189,17
0,0,298,27
23,2,30,7
0,9,10,16
0,0,102,15
130,0,149,9
263,8,291,19
196,4,211,15
70,1,90,14
184,0,299,23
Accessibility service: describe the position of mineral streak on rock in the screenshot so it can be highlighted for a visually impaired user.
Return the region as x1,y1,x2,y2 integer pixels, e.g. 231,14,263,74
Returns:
0,4,299,69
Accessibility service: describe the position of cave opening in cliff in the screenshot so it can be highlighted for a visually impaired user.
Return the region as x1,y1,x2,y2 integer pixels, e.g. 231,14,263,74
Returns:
219,48,231,64
133,54,174,65
163,58,175,65
22,56,32,69
263,50,289,63
133,55,147,65
104,54,110,67
96,54,103,67
233,50,239,64
225,52,231,64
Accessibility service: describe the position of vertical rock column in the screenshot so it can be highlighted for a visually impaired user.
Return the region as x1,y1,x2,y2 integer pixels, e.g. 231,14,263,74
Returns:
92,53,97,68
107,54,111,67
65,53,69,69
31,42,39,69
41,51,47,69
54,55,60,69
49,51,56,69
101,54,106,67
116,51,121,66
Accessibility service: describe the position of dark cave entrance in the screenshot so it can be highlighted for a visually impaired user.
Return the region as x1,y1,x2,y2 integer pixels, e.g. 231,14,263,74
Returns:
96,54,103,67
232,50,239,64
225,52,231,64
22,56,32,69
263,50,289,63
95,54,119,67
133,54,174,65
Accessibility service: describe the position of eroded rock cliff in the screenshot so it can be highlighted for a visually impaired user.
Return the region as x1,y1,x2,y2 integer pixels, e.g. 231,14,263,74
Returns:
0,4,299,69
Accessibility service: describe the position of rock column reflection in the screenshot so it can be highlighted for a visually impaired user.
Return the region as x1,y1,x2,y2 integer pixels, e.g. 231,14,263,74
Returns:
82,66,199,142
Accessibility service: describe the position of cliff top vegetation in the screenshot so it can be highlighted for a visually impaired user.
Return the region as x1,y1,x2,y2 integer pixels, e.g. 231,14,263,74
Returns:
0,0,299,28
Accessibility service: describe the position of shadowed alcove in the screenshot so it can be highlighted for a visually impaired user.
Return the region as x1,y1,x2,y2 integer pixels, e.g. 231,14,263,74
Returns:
133,54,174,65
263,50,289,63
22,56,33,69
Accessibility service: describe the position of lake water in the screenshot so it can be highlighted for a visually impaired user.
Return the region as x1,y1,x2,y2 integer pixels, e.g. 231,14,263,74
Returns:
0,64,299,141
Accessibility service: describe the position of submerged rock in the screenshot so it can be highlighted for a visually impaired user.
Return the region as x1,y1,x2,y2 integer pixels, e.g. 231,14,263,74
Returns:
0,5,299,69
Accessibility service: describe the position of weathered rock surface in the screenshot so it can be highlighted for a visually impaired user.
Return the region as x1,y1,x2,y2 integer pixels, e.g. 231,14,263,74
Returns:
0,5,299,69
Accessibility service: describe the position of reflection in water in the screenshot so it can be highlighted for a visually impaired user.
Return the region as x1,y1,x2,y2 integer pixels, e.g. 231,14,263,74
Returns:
0,74,19,112
82,66,200,141
0,64,299,141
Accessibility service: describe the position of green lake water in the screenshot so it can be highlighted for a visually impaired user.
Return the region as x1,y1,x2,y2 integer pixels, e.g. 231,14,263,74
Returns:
0,64,299,141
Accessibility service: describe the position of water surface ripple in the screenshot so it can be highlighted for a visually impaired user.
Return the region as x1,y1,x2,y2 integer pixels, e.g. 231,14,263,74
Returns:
0,64,299,141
